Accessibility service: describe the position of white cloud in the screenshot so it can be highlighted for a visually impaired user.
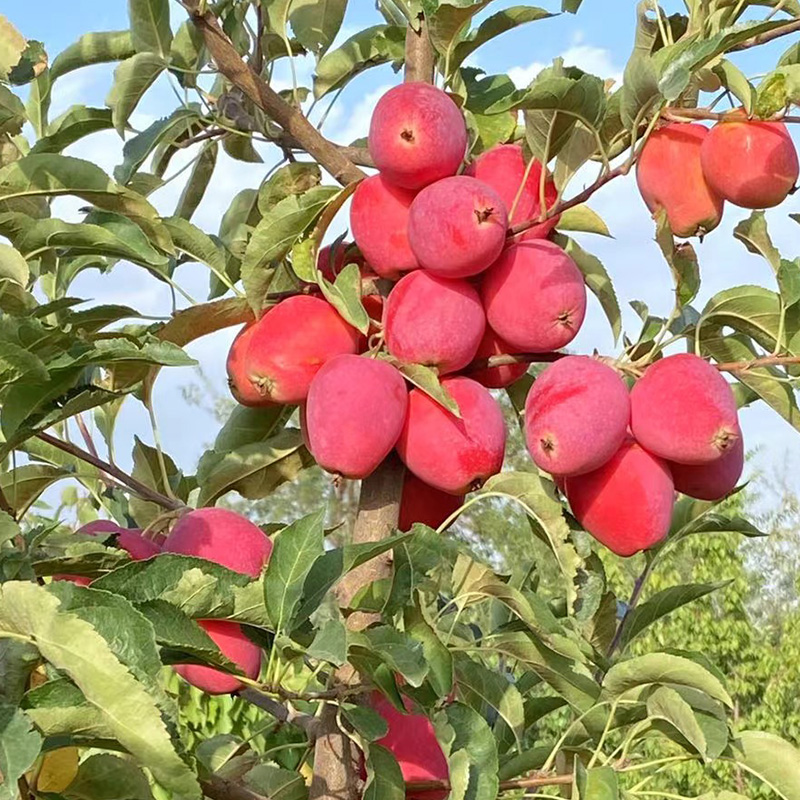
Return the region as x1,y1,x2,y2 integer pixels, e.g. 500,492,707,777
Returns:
508,44,624,88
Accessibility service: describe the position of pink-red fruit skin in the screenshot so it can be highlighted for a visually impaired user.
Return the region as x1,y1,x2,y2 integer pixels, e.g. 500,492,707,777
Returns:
242,296,360,405
398,473,464,531
164,508,272,695
565,439,674,557
481,240,586,351
370,692,449,800
525,356,631,477
174,620,262,695
305,355,408,479
368,83,467,190
117,530,161,560
397,377,506,495
701,119,799,209
469,328,528,389
631,353,741,465
384,270,485,374
670,435,744,501
163,508,272,578
636,123,724,237
465,143,560,238
350,175,419,279
227,323,263,407
407,176,508,278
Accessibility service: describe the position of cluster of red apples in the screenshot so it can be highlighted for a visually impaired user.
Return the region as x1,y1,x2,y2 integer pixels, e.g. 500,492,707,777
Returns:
637,114,799,236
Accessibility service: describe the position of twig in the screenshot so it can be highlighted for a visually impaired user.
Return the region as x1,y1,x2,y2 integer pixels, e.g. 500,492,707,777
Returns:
201,775,264,800
468,352,566,371
238,688,320,738
663,106,800,123
715,354,800,372
404,13,435,84
406,774,574,793
606,564,650,659
35,432,185,512
181,1,365,186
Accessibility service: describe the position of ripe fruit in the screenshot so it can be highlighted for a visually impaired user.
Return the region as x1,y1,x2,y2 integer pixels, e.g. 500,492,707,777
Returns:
350,175,419,279
163,507,272,578
631,354,741,465
305,355,408,479
701,118,799,209
398,473,464,531
384,271,485,374
468,327,528,389
407,176,508,278
525,356,631,476
164,509,272,695
369,692,449,800
316,240,366,282
173,619,262,695
564,439,674,557
670,435,744,501
465,143,559,238
117,530,161,560
368,83,467,190
636,123,724,237
397,377,506,495
481,240,586,351
227,323,263,407
237,296,360,405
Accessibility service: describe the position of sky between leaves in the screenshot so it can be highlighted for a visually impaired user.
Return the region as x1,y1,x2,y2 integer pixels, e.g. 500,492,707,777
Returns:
4,0,800,505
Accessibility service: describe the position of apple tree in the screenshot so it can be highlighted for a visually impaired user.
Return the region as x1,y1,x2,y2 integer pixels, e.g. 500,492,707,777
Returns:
1,1,800,799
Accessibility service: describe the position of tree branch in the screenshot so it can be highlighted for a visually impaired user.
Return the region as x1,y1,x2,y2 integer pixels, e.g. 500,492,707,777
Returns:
468,351,566,371
715,354,800,372
35,432,185,512
407,774,574,793
404,13,435,84
606,563,650,660
238,688,320,738
731,18,800,50
201,775,264,800
180,1,365,186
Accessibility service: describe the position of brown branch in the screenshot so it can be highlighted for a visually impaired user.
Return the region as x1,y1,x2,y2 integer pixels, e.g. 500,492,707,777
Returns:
36,432,185,512
201,775,264,800
404,13,435,83
663,106,800,123
238,688,320,738
181,1,365,186
731,18,800,50
715,354,800,372
467,351,566,371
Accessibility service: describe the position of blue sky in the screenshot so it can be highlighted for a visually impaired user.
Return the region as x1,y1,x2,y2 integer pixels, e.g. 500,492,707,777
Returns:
4,0,800,506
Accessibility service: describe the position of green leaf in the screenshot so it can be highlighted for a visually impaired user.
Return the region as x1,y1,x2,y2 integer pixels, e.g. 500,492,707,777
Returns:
434,703,499,800
129,0,172,59
351,626,428,687
654,209,700,307
0,14,27,82
553,234,621,343
163,215,227,276
0,86,26,137
313,25,406,98
114,107,200,185
389,359,462,417
31,107,114,155
646,685,707,757
574,762,619,800
556,204,612,237
222,133,263,164
128,435,185,528
0,582,200,797
50,31,136,82
0,703,42,800
603,652,733,708
340,704,388,743
196,428,313,506
245,765,307,800
306,610,348,666
734,210,781,272
0,154,172,253
62,753,154,800
195,735,242,775
263,510,325,633
175,140,217,220
242,185,339,311
621,581,731,649
428,1,492,69
22,678,115,741
170,22,206,89
712,59,756,114
213,404,291,452
363,744,404,800
319,263,369,334
779,257,800,308
289,0,347,58
733,731,800,800
258,162,322,214
454,654,524,745
450,6,552,70
106,53,166,136
0,242,28,286
404,599,453,698
1,464,72,517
